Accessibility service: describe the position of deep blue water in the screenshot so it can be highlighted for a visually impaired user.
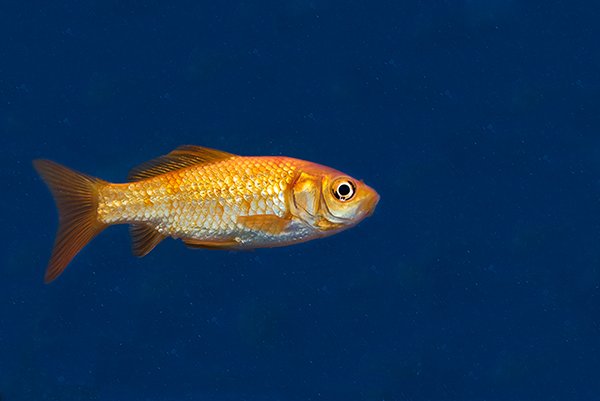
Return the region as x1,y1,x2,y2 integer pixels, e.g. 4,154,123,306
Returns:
2,1,600,400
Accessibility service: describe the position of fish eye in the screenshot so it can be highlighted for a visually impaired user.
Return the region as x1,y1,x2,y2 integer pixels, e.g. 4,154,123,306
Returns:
332,179,356,202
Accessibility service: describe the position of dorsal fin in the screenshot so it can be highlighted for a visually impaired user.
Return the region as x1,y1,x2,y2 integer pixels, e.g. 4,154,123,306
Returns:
128,145,237,182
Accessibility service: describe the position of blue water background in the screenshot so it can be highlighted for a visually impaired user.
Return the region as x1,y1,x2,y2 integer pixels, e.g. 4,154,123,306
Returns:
2,1,599,400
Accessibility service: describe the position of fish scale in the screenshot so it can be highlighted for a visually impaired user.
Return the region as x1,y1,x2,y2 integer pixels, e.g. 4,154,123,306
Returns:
97,156,299,241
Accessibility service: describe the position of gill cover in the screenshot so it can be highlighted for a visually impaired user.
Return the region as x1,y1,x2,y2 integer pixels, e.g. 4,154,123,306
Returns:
291,170,347,231
291,171,321,218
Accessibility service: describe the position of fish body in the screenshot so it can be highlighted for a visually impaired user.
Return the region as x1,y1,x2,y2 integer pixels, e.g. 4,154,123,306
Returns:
98,156,311,247
34,145,379,283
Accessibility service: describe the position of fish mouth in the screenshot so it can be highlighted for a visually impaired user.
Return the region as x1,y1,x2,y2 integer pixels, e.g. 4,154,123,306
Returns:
365,193,380,217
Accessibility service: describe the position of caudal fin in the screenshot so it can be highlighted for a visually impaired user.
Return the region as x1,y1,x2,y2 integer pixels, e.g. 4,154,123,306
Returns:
33,160,108,283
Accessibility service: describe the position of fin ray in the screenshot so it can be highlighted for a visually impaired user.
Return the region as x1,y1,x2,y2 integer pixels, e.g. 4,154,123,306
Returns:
182,238,240,250
237,214,291,235
128,145,236,181
33,160,107,283
130,224,166,257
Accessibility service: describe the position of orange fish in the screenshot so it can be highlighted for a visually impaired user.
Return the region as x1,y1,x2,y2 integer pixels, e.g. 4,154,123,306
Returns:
34,145,379,283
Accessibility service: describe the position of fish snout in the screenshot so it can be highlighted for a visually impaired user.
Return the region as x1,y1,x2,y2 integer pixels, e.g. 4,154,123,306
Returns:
365,192,380,217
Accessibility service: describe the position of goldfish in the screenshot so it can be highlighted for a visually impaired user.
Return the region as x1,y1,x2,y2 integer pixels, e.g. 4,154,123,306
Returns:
33,145,379,283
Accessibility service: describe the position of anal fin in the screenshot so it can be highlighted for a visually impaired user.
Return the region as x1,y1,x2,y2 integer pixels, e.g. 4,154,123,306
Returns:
130,224,166,257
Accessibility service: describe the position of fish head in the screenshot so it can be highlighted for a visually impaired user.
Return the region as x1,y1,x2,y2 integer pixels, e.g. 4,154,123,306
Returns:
290,163,380,233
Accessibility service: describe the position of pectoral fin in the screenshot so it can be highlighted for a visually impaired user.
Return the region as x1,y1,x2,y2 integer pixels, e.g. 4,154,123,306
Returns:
237,214,291,235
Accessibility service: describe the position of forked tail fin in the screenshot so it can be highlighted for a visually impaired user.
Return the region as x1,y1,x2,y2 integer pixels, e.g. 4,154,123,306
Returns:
33,160,108,283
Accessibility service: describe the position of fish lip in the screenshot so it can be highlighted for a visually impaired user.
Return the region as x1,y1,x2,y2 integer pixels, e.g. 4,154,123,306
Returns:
365,193,380,217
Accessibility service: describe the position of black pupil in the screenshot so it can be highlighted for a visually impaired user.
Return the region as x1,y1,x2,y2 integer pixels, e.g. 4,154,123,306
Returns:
338,183,351,196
